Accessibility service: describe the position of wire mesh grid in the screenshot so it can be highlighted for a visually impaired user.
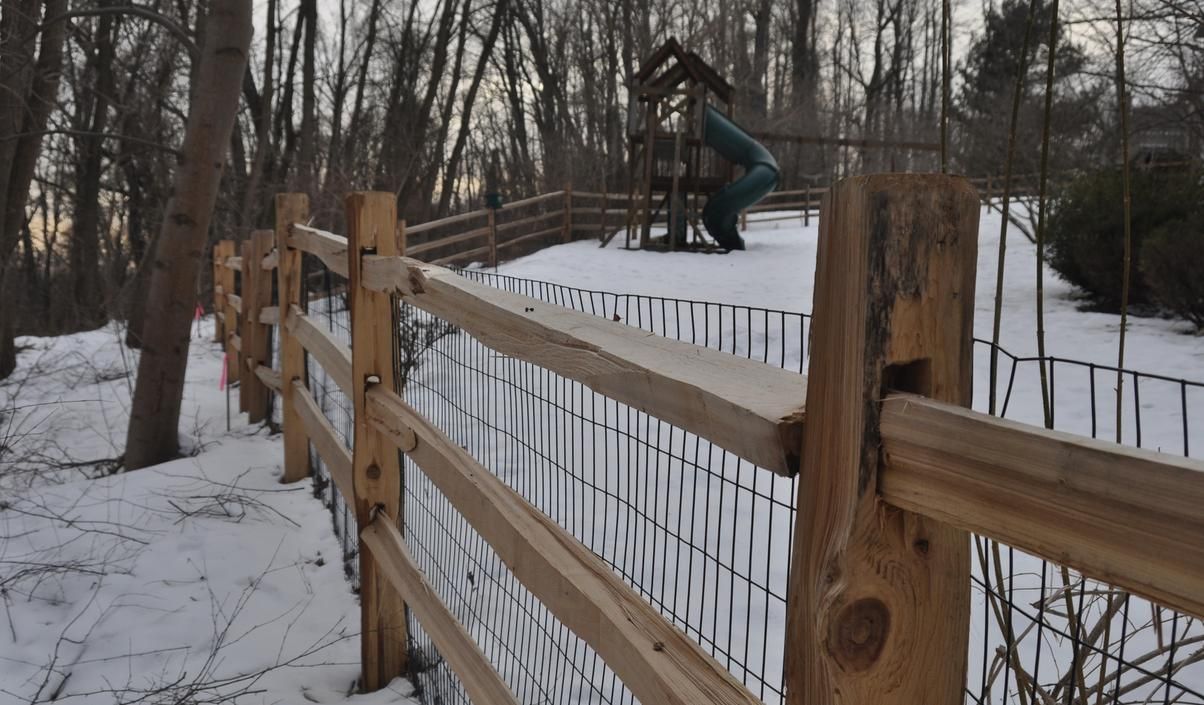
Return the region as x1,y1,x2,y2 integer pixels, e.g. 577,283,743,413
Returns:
300,253,360,588
398,270,807,704
395,269,1203,705
292,259,1202,704
967,349,1204,705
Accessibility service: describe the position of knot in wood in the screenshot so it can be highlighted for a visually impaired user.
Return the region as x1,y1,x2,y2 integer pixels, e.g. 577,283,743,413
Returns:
829,597,890,672
366,464,381,480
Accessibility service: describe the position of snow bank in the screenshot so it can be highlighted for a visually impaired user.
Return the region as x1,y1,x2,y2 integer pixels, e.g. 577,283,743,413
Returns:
0,321,415,704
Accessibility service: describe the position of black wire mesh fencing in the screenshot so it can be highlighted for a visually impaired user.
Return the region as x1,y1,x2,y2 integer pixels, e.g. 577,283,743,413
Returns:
399,270,807,704
295,263,1202,705
299,252,360,588
967,349,1204,705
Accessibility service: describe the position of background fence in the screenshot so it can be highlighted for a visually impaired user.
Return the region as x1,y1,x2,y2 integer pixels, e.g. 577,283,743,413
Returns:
384,176,1045,269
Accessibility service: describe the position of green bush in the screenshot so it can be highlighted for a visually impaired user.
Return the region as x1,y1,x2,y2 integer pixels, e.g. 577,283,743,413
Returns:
1142,217,1204,332
1045,169,1204,311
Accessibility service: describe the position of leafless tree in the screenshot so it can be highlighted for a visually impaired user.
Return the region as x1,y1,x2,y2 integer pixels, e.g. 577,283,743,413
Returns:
124,0,252,469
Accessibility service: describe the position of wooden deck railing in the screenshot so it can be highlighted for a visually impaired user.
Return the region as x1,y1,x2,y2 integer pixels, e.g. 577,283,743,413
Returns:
211,175,1204,703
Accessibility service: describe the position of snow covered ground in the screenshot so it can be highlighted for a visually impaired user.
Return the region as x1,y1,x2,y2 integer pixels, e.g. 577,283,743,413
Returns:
0,321,416,704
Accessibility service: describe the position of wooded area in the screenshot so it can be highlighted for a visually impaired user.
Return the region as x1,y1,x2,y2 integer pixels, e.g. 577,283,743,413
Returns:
2,0,1201,373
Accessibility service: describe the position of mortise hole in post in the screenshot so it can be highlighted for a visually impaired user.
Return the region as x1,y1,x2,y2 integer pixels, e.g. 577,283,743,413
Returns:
882,358,933,397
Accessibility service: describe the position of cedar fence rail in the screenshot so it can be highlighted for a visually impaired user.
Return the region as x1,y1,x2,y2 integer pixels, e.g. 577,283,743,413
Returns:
208,174,1204,704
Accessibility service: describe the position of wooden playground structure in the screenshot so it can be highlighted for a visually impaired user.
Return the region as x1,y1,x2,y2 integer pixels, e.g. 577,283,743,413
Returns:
623,39,737,251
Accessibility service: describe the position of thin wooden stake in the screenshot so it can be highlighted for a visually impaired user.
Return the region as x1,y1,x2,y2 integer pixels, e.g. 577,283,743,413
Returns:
238,239,253,414
785,173,979,705
562,183,573,243
487,207,498,268
276,194,310,483
212,243,225,343
346,191,407,690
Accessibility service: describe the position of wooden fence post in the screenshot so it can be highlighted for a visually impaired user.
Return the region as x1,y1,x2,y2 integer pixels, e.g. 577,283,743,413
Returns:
487,206,498,267
396,218,406,256
346,191,408,690
785,173,979,705
600,191,609,243
804,185,811,227
276,194,310,483
218,240,239,382
243,229,274,423
237,240,252,413
562,183,573,243
212,243,225,343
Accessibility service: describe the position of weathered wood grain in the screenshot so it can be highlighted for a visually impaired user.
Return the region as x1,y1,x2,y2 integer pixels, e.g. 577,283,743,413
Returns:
285,304,352,397
346,191,407,689
276,194,310,483
785,174,979,705
359,255,807,475
241,231,275,423
257,305,279,326
290,379,354,501
288,223,349,278
880,393,1204,620
217,241,238,377
252,363,282,393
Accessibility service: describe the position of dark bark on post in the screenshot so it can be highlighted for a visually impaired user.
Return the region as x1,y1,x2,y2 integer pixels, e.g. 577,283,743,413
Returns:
124,0,252,469
785,174,979,705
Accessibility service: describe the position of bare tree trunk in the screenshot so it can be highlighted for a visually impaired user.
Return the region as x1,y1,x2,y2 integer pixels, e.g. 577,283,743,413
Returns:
124,0,252,469
0,0,67,378
751,0,771,120
297,0,317,194
239,0,275,230
437,0,509,215
70,2,118,330
791,0,817,115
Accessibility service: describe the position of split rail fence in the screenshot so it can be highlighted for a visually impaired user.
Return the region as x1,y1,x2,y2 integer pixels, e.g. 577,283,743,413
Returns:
329,173,1039,270
209,174,1204,705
